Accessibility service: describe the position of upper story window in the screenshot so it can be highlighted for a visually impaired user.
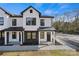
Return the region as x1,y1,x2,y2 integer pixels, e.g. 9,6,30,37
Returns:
40,19,45,26
26,18,36,25
0,17,4,25
30,10,33,13
12,19,16,26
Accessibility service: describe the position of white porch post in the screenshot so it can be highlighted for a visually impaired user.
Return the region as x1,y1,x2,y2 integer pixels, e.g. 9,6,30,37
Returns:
20,32,23,45
52,31,55,44
38,31,40,44
4,31,7,45
45,32,47,42
51,31,52,42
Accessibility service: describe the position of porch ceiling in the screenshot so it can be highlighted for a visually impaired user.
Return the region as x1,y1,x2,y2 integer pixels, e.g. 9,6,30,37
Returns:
3,27,24,31
38,27,56,31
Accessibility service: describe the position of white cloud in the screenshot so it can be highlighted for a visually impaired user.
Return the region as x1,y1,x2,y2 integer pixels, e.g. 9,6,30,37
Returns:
52,4,70,15
44,9,59,16
44,9,53,15
59,4,69,9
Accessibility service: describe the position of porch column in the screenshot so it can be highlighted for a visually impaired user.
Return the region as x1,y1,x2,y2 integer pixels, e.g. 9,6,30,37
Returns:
45,32,47,42
20,32,23,45
51,32,52,42
52,31,55,44
38,31,40,44
4,31,7,45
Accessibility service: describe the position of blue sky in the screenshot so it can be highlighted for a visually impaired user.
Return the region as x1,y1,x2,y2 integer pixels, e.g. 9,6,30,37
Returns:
0,3,79,16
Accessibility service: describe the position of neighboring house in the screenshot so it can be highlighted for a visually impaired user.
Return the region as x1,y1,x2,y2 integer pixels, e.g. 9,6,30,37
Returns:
0,6,56,45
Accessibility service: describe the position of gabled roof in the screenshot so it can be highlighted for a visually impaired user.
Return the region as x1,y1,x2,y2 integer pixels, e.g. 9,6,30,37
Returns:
21,6,41,15
0,7,11,16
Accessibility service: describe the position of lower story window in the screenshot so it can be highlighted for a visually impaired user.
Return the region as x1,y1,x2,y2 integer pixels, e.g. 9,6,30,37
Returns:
32,32,36,39
27,32,37,39
27,32,31,39
40,32,44,39
12,32,16,39
0,32,4,38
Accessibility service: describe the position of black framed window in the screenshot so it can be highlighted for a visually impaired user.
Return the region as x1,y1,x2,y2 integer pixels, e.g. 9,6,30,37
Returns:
27,32,31,39
0,17,4,25
30,10,33,13
40,32,44,39
12,32,16,39
32,18,36,25
12,19,16,26
32,32,36,39
26,18,36,25
40,19,45,26
26,32,36,39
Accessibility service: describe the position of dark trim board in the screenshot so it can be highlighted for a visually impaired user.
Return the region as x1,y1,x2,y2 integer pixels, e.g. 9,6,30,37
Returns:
3,27,24,31
23,31,38,45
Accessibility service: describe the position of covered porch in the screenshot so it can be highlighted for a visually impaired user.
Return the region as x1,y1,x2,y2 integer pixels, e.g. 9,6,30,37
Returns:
3,27,24,45
38,27,56,45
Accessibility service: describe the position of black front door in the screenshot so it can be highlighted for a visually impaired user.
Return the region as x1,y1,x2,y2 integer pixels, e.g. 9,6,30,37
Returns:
47,32,51,42
24,31,38,45
0,31,4,45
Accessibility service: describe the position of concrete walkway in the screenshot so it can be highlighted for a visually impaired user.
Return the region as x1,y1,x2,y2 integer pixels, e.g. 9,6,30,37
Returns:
0,45,75,51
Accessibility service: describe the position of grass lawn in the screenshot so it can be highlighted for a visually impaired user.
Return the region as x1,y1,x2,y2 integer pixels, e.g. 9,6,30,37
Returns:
0,50,79,56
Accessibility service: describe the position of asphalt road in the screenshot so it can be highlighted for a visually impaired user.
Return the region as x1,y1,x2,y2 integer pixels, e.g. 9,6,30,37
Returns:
56,33,79,50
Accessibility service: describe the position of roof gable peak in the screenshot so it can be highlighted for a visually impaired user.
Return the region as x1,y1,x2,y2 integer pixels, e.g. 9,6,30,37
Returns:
21,6,41,15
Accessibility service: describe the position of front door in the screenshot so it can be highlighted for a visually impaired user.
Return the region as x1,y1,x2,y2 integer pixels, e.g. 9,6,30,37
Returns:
47,32,51,42
9,32,19,42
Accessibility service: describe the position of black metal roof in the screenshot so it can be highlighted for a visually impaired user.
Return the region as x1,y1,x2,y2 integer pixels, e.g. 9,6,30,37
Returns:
3,27,24,31
0,7,12,16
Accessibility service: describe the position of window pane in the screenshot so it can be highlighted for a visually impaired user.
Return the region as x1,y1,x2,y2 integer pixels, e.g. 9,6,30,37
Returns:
32,32,36,39
32,18,36,25
12,32,16,39
27,32,31,39
12,19,16,26
40,32,44,39
2,32,4,37
26,18,32,25
30,10,33,13
26,18,36,25
0,17,4,25
40,19,45,26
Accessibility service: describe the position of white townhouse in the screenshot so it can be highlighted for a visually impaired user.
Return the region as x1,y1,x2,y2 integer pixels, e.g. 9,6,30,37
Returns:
0,6,56,45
